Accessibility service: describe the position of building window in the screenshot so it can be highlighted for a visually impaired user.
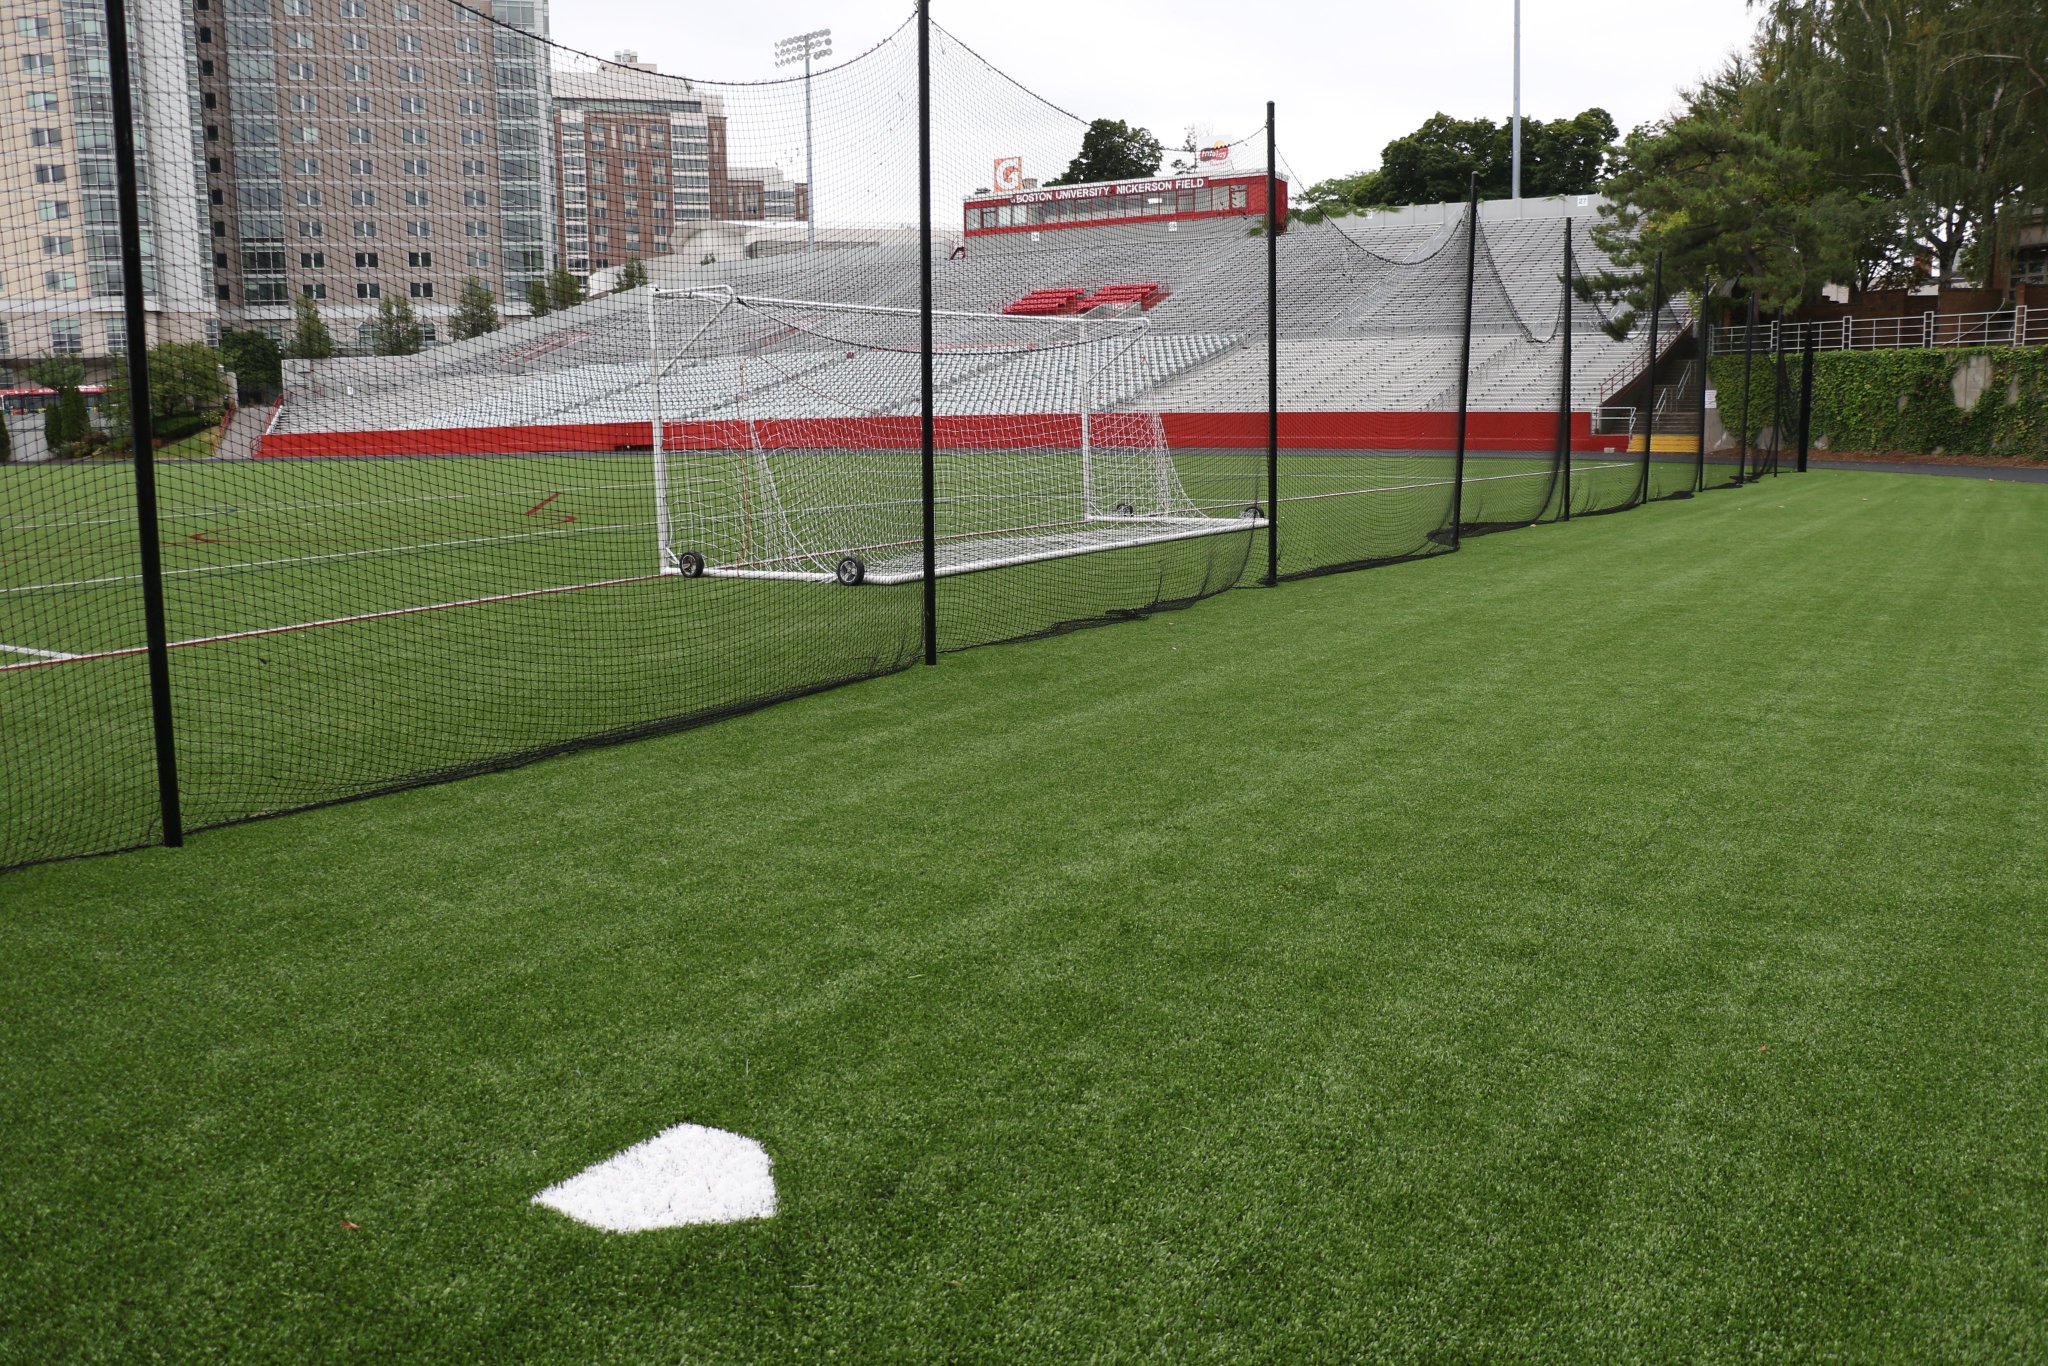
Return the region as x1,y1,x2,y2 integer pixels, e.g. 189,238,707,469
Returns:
51,320,83,355
462,190,488,208
394,2,419,17
44,271,80,291
356,282,381,298
351,189,376,207
457,98,483,116
297,220,324,238
301,282,326,298
407,250,432,267
402,128,428,145
34,165,67,185
16,15,53,35
350,159,373,175
294,157,320,174
461,160,486,176
460,128,488,146
344,63,368,81
463,220,489,237
22,54,56,75
399,96,426,114
455,35,480,53
341,32,367,49
286,61,315,82
348,95,372,114
352,220,376,237
409,281,433,298
464,249,489,268
30,127,62,148
294,126,320,143
404,189,429,207
349,127,373,144
456,67,479,83
41,235,74,255
26,91,60,113
406,220,430,237
403,161,428,178
339,0,365,14
300,251,325,267
396,32,420,51
354,251,378,267
397,65,422,82
294,189,321,206
37,200,70,221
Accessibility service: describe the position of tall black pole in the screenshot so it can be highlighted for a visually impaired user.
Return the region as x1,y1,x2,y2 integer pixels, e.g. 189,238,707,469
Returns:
917,0,936,664
1770,329,1788,478
1639,252,1661,503
1264,102,1279,584
1694,282,1711,492
1450,173,1479,544
1556,220,1573,522
1737,293,1757,483
105,0,183,848
1797,325,1816,473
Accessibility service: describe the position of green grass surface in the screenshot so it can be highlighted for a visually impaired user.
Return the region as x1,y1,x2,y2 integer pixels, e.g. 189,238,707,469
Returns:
1,445,1654,865
6,470,2044,1361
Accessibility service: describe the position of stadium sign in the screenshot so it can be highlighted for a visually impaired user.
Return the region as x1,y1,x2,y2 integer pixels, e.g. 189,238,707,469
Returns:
1007,176,1209,206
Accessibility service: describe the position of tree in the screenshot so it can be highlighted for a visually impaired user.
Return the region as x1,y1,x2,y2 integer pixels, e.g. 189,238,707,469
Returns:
1373,109,1617,206
547,265,585,311
1294,170,1391,224
220,329,282,404
615,257,649,292
449,276,501,340
44,384,90,458
22,358,85,390
526,279,552,318
145,343,230,417
1586,112,1867,332
283,294,336,360
372,296,425,356
1048,119,1163,187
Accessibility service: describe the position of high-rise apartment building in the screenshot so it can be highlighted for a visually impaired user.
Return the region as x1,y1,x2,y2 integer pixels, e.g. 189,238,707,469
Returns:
2,0,214,363
195,0,553,348
552,58,806,288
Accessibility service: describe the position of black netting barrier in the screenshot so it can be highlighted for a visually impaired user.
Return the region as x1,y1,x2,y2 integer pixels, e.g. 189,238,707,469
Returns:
3,0,1791,872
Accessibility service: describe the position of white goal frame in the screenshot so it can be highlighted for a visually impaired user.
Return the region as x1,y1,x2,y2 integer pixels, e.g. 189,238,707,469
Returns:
647,287,1263,585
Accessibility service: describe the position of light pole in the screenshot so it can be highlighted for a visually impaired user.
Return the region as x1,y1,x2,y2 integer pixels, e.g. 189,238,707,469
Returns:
774,28,832,253
1511,0,1522,200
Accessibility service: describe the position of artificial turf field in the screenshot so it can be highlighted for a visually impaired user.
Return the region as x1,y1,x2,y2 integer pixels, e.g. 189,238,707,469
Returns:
1,445,1672,865
4,469,2043,1361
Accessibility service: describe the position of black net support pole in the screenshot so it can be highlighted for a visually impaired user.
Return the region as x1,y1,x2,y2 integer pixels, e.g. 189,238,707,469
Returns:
1695,281,1712,492
1556,220,1573,522
917,0,937,664
1738,292,1757,483
1450,173,1479,545
104,0,184,848
1797,324,1816,473
1639,252,1661,503
1263,102,1279,585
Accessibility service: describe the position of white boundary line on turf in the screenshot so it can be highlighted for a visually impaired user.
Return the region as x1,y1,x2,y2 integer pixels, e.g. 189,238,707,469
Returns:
1,518,653,597
0,479,659,534
0,573,666,673
0,642,77,660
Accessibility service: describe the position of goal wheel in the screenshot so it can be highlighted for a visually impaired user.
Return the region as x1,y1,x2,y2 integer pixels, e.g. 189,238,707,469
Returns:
835,555,867,586
676,550,706,578
1242,504,1265,520
1112,501,1136,516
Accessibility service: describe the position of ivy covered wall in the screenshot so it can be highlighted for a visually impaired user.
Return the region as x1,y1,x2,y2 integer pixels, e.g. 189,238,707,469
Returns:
1709,347,2048,458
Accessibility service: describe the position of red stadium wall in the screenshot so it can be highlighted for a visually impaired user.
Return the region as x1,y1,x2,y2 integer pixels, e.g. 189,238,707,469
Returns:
258,410,1609,459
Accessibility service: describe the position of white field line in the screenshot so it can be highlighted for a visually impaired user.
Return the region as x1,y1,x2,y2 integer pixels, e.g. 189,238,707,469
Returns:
1,517,653,597
0,573,666,673
0,478,655,533
0,642,77,660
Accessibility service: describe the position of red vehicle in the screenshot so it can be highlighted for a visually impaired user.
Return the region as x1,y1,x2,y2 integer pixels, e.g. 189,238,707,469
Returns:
963,171,1286,238
1,384,108,417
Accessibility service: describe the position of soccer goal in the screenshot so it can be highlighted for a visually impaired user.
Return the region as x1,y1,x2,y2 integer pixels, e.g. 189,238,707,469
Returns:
648,287,1263,585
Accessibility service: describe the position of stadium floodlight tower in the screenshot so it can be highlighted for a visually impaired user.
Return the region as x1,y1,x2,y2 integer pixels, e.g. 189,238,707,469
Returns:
774,28,832,253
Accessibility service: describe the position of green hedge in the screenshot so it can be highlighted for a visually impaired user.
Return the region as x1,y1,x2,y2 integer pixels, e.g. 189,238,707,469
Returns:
1709,347,2048,458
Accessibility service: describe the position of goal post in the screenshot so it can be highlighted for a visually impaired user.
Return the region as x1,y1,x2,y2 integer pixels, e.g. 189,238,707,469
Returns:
648,288,1263,585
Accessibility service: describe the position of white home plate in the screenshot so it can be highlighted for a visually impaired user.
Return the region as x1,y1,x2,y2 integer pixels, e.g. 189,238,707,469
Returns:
533,1123,776,1231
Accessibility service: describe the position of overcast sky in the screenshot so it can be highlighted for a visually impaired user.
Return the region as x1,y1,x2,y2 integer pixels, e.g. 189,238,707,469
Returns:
550,0,1760,190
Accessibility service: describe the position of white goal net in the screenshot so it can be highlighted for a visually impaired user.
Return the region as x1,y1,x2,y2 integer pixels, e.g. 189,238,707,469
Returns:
649,289,1263,585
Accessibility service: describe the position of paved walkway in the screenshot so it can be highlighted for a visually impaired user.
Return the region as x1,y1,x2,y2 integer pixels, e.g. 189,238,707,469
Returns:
1808,458,2048,485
